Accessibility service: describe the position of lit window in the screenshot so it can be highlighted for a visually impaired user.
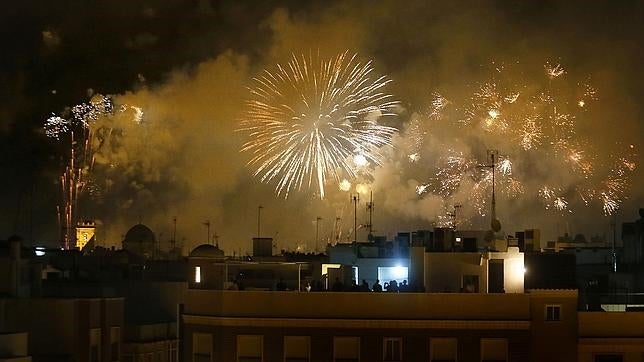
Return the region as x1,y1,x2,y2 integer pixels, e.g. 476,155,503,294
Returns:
383,337,402,361
480,338,508,362
378,266,408,284
195,266,201,283
333,337,360,362
545,305,561,321
284,336,310,362
429,338,457,362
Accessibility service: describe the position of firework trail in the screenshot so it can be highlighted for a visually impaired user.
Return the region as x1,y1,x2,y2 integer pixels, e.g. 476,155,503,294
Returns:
407,62,636,223
45,95,144,248
239,51,398,199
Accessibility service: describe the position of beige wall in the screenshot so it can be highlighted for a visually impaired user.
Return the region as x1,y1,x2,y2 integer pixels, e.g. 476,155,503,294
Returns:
0,332,28,357
578,312,644,362
184,290,531,320
425,252,488,293
0,298,124,362
528,290,578,362
489,248,525,293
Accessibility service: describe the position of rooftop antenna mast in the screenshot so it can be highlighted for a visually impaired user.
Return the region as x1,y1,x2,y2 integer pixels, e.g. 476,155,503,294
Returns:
172,217,177,249
350,194,360,260
611,212,617,272
351,194,360,243
478,149,500,232
257,205,263,238
315,216,322,253
333,217,341,244
366,191,374,237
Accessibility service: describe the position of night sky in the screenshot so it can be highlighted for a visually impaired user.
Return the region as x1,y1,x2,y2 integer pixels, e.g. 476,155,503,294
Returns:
2,0,643,252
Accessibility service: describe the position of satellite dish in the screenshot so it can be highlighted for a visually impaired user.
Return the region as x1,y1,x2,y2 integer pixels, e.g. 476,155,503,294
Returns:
491,218,502,232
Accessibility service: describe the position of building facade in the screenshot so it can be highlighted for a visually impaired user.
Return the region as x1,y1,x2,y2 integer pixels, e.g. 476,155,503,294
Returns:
181,289,578,362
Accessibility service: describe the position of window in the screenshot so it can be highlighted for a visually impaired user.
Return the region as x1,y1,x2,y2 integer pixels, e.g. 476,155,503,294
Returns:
378,266,408,284
110,326,120,362
334,337,360,362
480,338,507,362
545,305,561,321
90,328,102,362
429,338,457,362
237,335,263,362
193,333,212,362
383,338,402,361
594,355,623,362
284,336,310,362
195,266,201,283
169,341,178,362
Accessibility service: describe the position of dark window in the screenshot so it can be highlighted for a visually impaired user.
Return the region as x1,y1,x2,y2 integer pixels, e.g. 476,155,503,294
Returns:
545,305,561,321
489,260,504,293
111,342,119,361
90,345,100,362
383,338,402,361
594,355,623,362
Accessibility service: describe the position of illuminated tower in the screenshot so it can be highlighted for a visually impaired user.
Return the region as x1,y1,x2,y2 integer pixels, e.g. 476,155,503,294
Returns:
75,220,96,250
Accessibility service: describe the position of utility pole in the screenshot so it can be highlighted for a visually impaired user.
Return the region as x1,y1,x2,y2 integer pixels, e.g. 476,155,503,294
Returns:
257,205,263,238
315,216,322,253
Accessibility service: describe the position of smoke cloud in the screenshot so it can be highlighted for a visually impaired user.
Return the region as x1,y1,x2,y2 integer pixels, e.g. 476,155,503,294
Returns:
10,1,642,250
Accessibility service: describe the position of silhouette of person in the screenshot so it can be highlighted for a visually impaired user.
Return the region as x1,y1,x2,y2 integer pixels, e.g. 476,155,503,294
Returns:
359,279,370,292
389,280,399,293
373,279,383,292
400,280,409,292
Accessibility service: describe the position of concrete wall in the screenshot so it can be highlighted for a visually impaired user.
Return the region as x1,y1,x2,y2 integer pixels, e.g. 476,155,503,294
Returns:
528,290,578,362
182,323,531,362
425,252,487,292
579,312,644,337
0,298,123,362
183,290,531,320
490,248,525,293
578,310,644,360
0,332,28,357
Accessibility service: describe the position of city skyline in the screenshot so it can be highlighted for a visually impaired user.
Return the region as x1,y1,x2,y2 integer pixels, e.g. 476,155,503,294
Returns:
1,1,642,251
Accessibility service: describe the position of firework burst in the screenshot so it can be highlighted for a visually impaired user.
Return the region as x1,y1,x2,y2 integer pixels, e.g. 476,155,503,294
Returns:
406,61,637,222
239,52,399,198
45,94,143,248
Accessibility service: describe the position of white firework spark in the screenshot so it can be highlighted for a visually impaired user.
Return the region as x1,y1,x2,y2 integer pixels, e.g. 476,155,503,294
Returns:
239,52,399,198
